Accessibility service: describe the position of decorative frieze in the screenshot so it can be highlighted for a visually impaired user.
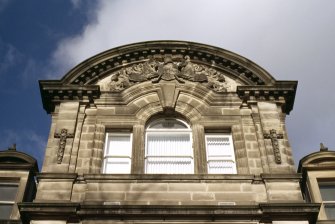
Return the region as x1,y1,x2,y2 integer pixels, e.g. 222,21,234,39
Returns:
101,55,234,93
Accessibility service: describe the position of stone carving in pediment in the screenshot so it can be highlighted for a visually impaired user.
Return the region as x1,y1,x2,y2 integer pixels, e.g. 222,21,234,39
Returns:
99,55,239,92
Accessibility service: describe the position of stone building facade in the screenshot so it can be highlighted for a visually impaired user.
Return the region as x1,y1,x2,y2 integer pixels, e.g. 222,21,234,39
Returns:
17,41,321,223
298,146,335,223
0,145,38,221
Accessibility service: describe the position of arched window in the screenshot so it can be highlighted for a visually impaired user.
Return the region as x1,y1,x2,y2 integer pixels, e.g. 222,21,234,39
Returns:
145,118,193,174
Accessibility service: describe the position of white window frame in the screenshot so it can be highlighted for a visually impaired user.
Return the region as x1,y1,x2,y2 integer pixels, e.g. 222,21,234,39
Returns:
145,118,194,174
102,132,133,174
318,180,335,220
0,182,19,219
205,133,236,174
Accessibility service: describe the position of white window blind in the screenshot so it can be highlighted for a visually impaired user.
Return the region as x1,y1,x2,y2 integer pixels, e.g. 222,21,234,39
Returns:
205,134,236,174
145,119,193,174
103,133,132,174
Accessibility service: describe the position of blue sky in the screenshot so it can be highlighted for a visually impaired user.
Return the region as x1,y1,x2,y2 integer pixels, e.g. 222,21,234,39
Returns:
0,0,94,166
0,0,335,169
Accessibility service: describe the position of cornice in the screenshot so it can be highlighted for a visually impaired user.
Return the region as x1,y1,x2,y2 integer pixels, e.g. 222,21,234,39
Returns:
298,150,335,172
59,41,275,86
237,81,297,114
39,41,298,114
39,81,100,113
0,149,38,172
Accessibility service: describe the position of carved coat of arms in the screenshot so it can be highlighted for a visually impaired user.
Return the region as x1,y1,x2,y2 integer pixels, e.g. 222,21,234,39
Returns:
104,55,232,93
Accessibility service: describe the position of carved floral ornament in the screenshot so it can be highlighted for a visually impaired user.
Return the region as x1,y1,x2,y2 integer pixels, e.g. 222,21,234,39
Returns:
99,55,240,93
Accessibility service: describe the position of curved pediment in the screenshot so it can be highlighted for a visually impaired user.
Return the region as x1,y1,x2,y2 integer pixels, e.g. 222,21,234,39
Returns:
298,150,335,172
60,41,276,86
40,41,297,114
0,149,38,171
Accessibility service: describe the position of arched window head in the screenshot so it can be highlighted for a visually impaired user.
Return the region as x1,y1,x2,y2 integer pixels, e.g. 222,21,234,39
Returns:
145,118,193,174
147,118,190,130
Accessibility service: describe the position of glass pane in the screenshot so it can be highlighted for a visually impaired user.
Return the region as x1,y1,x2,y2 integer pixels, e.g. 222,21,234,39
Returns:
148,119,188,129
0,204,13,219
147,133,191,156
206,134,236,174
206,136,231,157
0,185,18,201
324,203,335,220
107,134,132,156
146,157,193,174
146,132,193,174
208,160,235,174
104,158,131,174
319,182,335,201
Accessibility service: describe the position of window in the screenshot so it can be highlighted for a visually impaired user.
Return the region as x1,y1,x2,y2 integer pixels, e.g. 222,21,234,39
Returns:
205,133,236,174
102,132,132,174
0,183,18,219
318,181,335,220
145,118,193,174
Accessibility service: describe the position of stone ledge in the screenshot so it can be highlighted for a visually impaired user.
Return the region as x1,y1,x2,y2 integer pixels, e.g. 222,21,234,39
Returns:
259,203,320,223
36,173,78,182
35,173,305,183
0,221,22,224
18,202,320,223
261,173,302,181
83,174,256,183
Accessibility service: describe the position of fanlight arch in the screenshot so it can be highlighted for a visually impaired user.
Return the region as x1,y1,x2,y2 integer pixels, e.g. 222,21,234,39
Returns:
144,118,194,174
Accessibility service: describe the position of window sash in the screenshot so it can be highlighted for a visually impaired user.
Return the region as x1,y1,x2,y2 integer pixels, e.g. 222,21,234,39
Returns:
205,134,236,174
319,181,335,201
0,204,14,219
0,184,18,202
318,181,335,220
145,131,193,174
103,133,132,174
323,202,335,220
0,183,18,219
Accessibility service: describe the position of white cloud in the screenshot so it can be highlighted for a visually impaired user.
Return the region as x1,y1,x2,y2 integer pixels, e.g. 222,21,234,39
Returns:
50,0,282,77
0,39,23,76
70,0,81,9
0,0,10,12
49,0,335,164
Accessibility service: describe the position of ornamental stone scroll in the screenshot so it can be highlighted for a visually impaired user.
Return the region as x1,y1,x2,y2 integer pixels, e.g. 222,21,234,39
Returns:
99,55,236,93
